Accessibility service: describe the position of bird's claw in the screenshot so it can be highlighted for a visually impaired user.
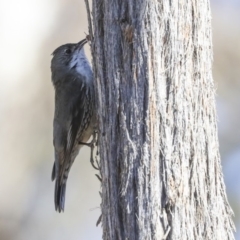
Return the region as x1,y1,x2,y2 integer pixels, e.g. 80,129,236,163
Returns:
95,174,102,182
79,130,100,170
96,214,102,227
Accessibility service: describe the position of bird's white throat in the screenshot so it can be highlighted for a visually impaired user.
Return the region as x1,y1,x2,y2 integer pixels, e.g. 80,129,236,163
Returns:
70,48,92,81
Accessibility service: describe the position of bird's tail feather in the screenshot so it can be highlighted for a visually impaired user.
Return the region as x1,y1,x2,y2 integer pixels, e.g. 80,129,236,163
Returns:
54,179,66,212
51,162,56,181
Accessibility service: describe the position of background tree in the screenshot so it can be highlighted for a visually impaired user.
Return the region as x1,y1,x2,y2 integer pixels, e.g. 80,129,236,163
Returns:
86,0,235,239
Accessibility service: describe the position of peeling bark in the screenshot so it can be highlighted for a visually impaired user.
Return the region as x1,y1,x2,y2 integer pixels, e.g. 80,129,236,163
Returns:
85,0,235,239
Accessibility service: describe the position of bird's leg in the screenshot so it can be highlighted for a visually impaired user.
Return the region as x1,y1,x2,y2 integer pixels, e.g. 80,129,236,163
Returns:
79,130,99,170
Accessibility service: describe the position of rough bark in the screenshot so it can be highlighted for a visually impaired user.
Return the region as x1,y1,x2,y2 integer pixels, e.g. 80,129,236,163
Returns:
85,0,235,239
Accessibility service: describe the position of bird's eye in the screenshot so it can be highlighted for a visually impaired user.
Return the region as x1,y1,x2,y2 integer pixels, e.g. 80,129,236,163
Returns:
65,49,72,54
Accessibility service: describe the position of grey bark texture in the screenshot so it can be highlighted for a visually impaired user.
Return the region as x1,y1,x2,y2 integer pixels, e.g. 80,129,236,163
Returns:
85,0,235,239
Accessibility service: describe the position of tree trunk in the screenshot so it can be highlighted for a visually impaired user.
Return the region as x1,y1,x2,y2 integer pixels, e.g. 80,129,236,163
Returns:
86,0,235,239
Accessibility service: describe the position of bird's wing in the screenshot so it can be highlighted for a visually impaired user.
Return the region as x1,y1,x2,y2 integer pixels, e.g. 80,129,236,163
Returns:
52,77,88,182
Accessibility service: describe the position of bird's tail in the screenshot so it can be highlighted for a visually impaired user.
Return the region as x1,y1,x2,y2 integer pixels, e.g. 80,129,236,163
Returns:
51,162,56,181
52,162,67,212
54,179,67,212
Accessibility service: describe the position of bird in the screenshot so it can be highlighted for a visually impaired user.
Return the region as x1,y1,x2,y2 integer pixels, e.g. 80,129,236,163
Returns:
50,38,95,212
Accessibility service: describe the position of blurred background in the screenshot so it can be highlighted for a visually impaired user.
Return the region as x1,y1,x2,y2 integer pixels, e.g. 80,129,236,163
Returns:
0,0,239,239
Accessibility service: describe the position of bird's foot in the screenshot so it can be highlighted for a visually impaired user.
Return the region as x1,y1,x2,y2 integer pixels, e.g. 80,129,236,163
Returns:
79,130,99,170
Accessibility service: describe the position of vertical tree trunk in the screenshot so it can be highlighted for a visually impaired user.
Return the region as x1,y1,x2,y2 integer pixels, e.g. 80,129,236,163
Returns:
86,0,235,239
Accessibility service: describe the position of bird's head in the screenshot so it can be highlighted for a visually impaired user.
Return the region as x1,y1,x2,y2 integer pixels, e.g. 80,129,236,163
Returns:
51,38,88,77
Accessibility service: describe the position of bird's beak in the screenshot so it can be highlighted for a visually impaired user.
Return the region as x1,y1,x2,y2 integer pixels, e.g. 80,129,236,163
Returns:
77,38,88,49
